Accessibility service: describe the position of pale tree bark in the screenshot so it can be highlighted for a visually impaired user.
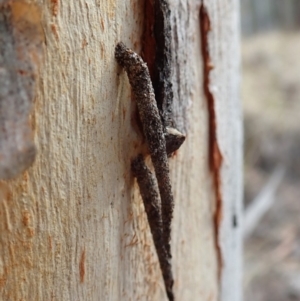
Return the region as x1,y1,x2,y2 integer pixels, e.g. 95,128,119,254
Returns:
0,0,242,301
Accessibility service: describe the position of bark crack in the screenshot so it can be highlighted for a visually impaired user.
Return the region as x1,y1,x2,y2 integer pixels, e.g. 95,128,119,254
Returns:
199,2,223,279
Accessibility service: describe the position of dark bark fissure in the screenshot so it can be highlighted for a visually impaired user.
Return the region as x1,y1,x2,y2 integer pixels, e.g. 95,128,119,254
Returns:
143,0,174,129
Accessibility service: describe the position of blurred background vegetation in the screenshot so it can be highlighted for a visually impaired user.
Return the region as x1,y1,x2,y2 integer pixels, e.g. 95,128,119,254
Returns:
241,1,300,300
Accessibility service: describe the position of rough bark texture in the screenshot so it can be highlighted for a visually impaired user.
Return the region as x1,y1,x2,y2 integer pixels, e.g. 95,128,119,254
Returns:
0,1,242,301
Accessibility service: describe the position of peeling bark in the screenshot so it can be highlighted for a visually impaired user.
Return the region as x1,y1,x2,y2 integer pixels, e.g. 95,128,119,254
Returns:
0,1,43,179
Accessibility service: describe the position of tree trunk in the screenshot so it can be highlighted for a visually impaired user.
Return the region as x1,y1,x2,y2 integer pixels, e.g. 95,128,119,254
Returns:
0,0,243,300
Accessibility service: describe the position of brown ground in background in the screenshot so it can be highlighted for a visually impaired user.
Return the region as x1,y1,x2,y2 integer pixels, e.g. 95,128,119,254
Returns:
243,31,300,301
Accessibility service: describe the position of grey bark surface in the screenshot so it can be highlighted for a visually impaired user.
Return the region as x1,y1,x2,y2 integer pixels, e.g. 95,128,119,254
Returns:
0,1,243,300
